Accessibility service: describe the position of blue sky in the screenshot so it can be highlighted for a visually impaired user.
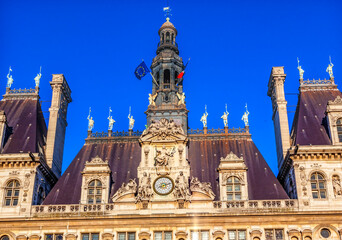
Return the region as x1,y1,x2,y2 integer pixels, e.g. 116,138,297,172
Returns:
1,0,341,175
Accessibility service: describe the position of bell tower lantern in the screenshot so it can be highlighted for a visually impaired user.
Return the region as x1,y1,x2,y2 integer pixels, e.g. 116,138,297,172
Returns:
146,17,189,132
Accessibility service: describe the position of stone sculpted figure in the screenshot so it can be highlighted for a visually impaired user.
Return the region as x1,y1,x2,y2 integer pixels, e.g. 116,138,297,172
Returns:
326,57,334,78
154,146,175,166
34,66,42,87
190,176,215,199
112,179,137,201
136,172,153,202
87,108,94,131
332,175,342,196
200,108,208,128
174,171,191,200
128,113,135,130
221,105,229,127
241,104,249,127
148,93,157,106
176,92,186,105
297,58,304,79
6,67,13,88
107,107,115,131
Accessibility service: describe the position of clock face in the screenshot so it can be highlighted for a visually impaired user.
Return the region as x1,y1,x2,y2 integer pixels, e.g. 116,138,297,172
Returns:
153,176,174,195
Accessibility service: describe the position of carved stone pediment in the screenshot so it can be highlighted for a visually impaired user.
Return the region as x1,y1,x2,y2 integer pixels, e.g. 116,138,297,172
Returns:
175,231,188,239
140,118,187,143
112,179,137,202
190,176,215,200
138,232,151,240
328,95,342,105
86,156,107,165
220,151,243,162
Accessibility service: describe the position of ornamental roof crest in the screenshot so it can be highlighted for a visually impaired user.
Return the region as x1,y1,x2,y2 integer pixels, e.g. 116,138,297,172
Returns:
140,118,187,142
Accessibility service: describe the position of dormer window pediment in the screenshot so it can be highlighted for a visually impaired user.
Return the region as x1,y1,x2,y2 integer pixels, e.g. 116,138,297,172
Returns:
217,152,248,201
326,96,342,145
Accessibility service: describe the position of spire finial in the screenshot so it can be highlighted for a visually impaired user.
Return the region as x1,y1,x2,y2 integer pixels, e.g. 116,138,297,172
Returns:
163,5,171,21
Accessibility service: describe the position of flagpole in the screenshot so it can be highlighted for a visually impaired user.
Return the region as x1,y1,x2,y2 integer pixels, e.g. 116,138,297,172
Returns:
150,72,159,87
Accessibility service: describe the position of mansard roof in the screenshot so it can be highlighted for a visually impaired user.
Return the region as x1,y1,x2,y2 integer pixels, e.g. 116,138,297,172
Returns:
291,83,342,146
0,92,47,154
43,132,288,205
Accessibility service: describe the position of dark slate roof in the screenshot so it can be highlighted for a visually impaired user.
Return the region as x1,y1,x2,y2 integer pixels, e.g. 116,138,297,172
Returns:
44,136,288,205
188,138,288,200
0,98,47,154
291,88,342,146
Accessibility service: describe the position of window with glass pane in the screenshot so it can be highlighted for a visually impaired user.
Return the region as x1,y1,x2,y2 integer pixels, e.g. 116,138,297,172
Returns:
191,232,199,240
4,180,20,206
118,233,126,240
228,230,246,240
0,236,10,240
265,229,284,240
191,231,208,240
45,234,63,240
155,232,162,240
91,234,99,240
310,172,327,199
227,177,242,200
87,179,102,204
128,233,135,240
164,232,172,240
337,119,342,142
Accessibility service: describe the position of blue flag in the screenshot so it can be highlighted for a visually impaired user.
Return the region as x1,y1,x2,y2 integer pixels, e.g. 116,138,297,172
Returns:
134,61,150,80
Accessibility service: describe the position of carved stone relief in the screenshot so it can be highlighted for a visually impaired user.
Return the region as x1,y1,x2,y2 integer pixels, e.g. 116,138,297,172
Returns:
141,118,185,141
136,172,153,202
190,176,215,199
154,146,175,166
332,175,342,197
173,171,191,201
112,179,137,201
299,166,308,197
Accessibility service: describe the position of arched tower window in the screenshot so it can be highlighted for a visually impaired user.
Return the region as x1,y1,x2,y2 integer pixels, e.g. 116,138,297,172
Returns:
310,172,327,199
164,69,170,89
156,72,160,86
166,32,170,43
174,71,179,85
172,33,174,44
337,118,342,142
226,176,241,200
87,179,102,204
4,180,20,206
162,33,165,43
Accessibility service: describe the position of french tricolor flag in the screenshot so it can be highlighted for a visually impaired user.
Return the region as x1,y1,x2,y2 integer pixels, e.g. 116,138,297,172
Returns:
177,58,190,79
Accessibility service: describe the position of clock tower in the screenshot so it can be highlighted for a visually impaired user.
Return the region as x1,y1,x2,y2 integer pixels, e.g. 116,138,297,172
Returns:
145,17,189,133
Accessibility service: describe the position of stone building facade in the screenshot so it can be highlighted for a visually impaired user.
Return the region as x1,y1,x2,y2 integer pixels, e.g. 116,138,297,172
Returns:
0,18,342,240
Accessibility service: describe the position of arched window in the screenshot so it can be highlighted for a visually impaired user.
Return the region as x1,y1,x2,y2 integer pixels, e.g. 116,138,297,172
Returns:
174,71,179,85
171,33,174,44
0,236,10,240
162,33,164,43
87,179,102,204
226,177,241,200
291,237,298,240
4,180,20,206
304,237,312,240
310,172,327,199
166,32,170,42
337,118,342,142
37,186,45,205
163,69,170,89
156,72,160,85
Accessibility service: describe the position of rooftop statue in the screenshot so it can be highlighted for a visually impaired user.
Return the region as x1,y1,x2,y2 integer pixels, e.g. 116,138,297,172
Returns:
176,92,185,105
200,105,208,128
326,56,334,78
87,107,94,131
148,93,157,106
108,107,115,131
128,107,135,130
241,104,249,127
6,66,13,88
221,104,229,127
297,58,304,79
34,66,42,88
